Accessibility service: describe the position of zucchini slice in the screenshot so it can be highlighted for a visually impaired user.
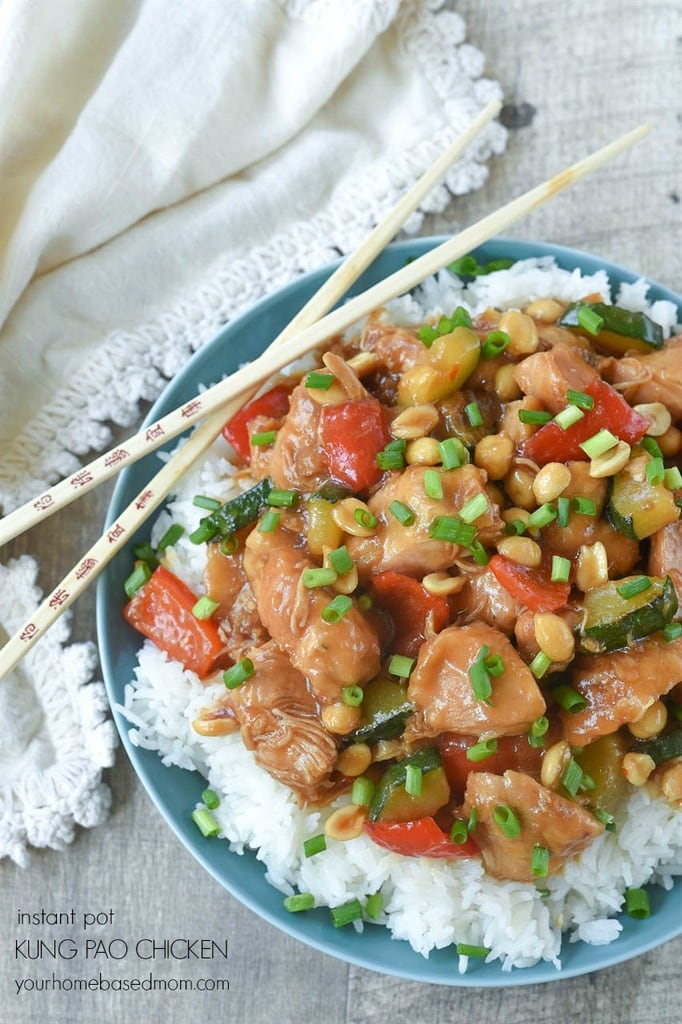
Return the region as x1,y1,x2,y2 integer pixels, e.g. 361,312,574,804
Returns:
348,675,413,747
369,746,450,823
578,575,678,654
559,301,664,355
637,727,682,766
607,455,680,540
197,477,273,541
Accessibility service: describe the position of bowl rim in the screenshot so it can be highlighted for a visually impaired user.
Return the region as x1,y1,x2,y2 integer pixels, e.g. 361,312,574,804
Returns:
97,235,682,986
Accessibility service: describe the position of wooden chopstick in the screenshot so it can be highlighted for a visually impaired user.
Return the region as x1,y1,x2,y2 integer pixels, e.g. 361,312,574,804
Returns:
0,100,502,549
0,123,651,682
0,101,507,681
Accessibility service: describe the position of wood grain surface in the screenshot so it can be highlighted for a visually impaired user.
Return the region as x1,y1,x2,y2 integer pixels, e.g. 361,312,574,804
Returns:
2,2,681,1022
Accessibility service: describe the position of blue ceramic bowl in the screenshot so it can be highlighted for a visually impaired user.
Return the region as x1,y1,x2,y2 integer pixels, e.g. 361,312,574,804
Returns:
97,237,682,985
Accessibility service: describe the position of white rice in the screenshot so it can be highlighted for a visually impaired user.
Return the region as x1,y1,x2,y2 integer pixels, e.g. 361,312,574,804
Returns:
119,258,682,973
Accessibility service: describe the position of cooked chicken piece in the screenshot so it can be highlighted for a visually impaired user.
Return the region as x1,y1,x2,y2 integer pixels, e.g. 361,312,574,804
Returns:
562,635,682,745
450,566,524,636
202,541,268,660
359,312,424,375
266,384,328,491
599,336,682,421
347,464,504,579
648,521,682,620
513,344,598,413
463,770,604,881
243,524,381,702
405,623,546,741
543,515,639,578
200,641,338,801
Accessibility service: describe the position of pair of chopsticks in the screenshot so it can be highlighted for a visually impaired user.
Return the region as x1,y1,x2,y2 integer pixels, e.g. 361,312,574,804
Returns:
0,111,650,682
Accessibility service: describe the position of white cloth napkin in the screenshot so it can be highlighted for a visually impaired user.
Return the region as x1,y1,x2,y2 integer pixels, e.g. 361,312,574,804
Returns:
0,0,505,862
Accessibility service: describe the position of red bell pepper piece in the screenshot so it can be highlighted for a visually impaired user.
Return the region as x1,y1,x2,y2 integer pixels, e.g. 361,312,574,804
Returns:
320,397,390,491
222,384,292,461
364,817,478,859
123,566,226,678
368,570,450,657
488,554,570,613
439,733,544,799
523,378,649,466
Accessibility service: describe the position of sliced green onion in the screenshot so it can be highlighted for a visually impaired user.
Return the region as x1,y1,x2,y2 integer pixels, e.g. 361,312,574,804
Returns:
189,520,218,545
550,555,571,583
537,889,551,899
664,466,682,490
456,943,490,958
448,254,479,277
617,575,651,600
267,488,299,508
193,494,222,511
192,808,220,838
437,315,453,334
330,899,364,928
438,436,469,469
357,592,374,611
459,493,488,524
258,509,280,533
351,776,375,806
594,807,616,831
663,623,682,643
284,893,315,913
556,496,570,528
646,456,665,485
124,561,152,598
133,541,159,569
467,806,478,832
223,657,255,689
505,518,527,536
469,540,490,566
405,764,422,797
480,330,510,359
354,507,378,530
552,685,588,713
529,651,551,679
220,535,239,556
417,324,439,347
573,496,597,516
451,306,473,328
528,503,558,529
423,468,443,500
385,438,408,453
561,758,583,797
388,500,416,526
469,647,493,703
192,596,219,620
157,523,185,551
577,305,604,335
566,388,595,410
640,435,663,458
201,788,220,809
466,738,498,762
624,887,650,920
429,516,477,546
554,404,584,430
450,819,470,844
342,684,364,707
530,844,550,878
306,371,336,390
465,402,484,427
579,428,619,460
302,567,338,588
250,429,278,447
485,654,505,677
303,834,327,858
492,804,521,839
528,716,550,748
389,654,416,679
518,408,553,425
376,448,405,471
364,892,383,920
328,546,354,575
580,772,596,792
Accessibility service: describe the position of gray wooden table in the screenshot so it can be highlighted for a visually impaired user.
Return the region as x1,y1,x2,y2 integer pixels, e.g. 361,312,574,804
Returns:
2,2,681,1021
